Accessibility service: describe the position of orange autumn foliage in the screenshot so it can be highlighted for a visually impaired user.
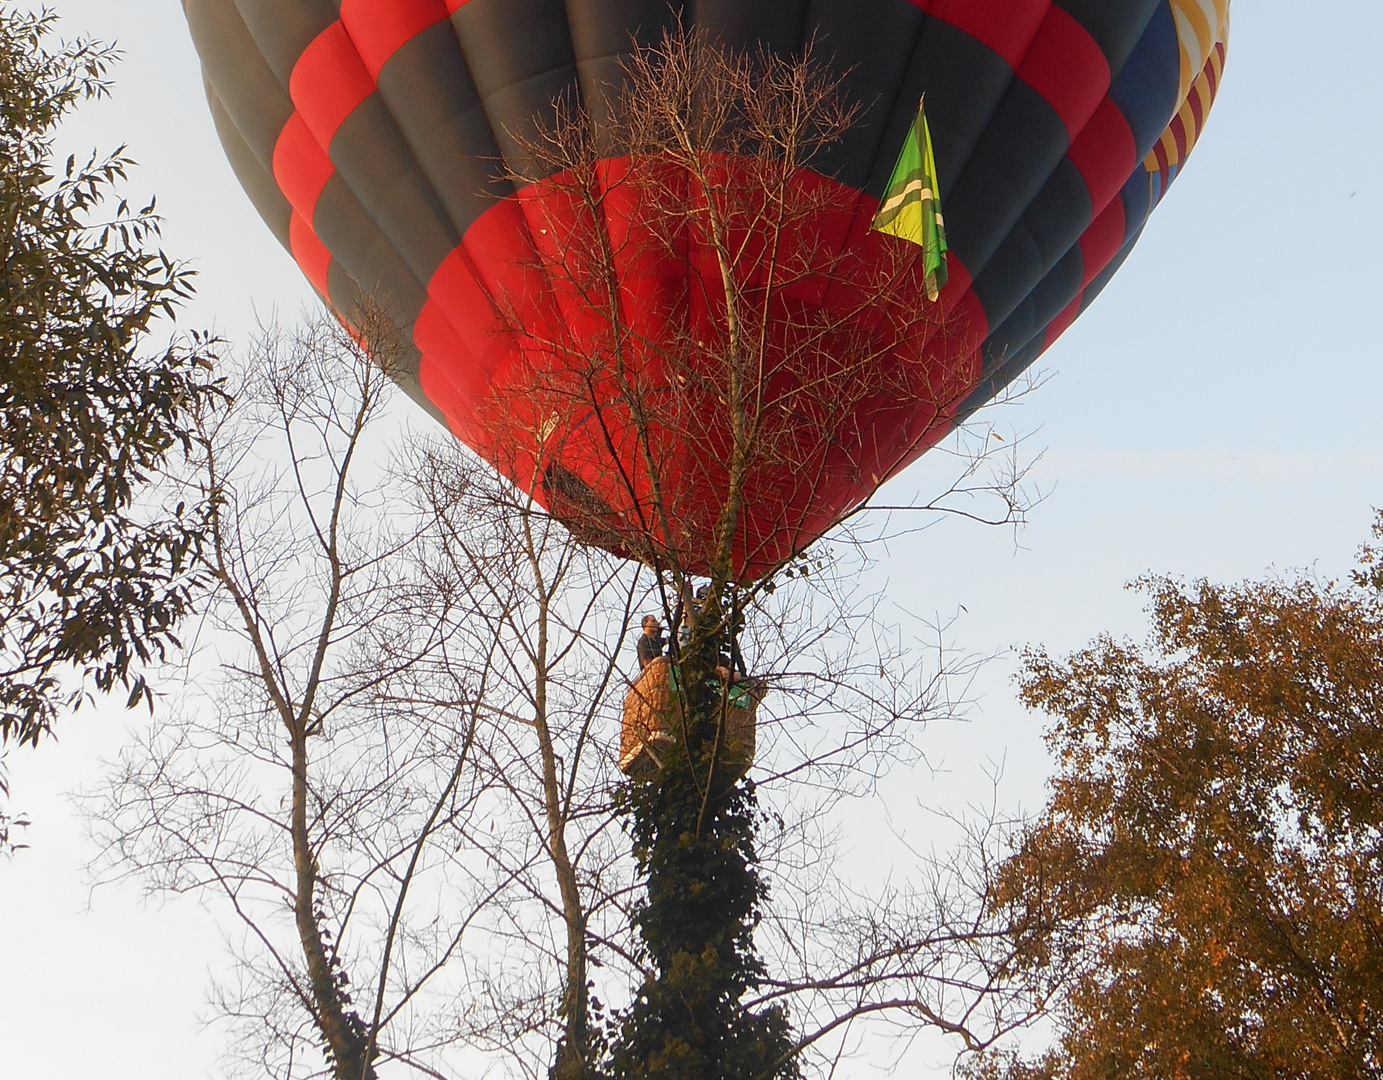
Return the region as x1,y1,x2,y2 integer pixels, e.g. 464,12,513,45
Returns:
976,514,1383,1080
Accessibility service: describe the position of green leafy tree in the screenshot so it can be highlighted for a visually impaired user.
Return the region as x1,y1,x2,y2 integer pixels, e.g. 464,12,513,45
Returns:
975,515,1383,1080
1,8,218,746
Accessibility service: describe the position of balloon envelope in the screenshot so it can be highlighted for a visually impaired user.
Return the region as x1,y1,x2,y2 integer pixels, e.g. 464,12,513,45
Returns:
185,0,1231,577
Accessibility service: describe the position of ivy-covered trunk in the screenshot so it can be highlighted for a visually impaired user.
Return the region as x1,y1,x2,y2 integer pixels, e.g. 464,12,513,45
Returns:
290,725,378,1080
607,600,797,1080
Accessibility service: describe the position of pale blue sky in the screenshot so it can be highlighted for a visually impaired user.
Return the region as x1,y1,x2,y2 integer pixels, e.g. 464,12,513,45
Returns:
3,2,1382,1076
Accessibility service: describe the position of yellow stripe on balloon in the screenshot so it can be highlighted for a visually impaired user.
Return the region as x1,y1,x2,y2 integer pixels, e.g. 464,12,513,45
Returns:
1144,41,1227,177
1168,0,1230,110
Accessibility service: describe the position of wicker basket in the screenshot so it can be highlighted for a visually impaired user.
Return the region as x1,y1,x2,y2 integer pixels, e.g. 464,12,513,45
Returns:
619,656,762,780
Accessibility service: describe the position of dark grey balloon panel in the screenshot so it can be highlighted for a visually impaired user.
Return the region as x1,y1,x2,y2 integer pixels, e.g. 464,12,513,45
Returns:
1056,0,1165,73
184,0,294,167
206,87,292,251
230,0,338,86
375,20,514,223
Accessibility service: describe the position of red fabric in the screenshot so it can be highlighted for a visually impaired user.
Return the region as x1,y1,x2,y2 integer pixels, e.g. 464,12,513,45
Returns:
272,112,334,222
1188,86,1206,132
913,0,1051,70
289,211,333,296
1206,45,1225,95
917,0,1128,215
416,305,487,445
273,111,336,305
1077,193,1127,289
1043,292,1083,349
289,22,374,147
422,247,512,382
415,162,989,576
340,0,448,80
1153,138,1171,179
1066,97,1137,218
1016,5,1111,140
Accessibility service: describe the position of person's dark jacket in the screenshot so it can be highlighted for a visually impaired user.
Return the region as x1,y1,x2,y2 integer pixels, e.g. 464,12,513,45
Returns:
637,631,665,670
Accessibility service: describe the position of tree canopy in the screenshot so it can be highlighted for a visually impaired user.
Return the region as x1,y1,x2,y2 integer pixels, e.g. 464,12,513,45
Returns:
977,515,1383,1080
0,8,219,745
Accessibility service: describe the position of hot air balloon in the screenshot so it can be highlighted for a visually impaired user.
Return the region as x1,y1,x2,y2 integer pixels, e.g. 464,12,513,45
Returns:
183,0,1231,580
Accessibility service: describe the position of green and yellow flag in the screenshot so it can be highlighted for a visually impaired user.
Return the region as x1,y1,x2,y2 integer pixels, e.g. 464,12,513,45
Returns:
871,97,949,302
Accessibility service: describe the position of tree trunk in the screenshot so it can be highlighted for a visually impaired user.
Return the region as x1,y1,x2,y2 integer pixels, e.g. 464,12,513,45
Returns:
291,723,377,1080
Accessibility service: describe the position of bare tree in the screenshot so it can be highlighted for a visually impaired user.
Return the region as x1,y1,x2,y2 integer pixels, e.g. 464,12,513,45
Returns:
397,436,641,1079
89,316,521,1079
85,312,1049,1080
413,449,1056,1080
482,28,1044,1080
89,314,648,1080
491,29,990,582
90,32,1055,1080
